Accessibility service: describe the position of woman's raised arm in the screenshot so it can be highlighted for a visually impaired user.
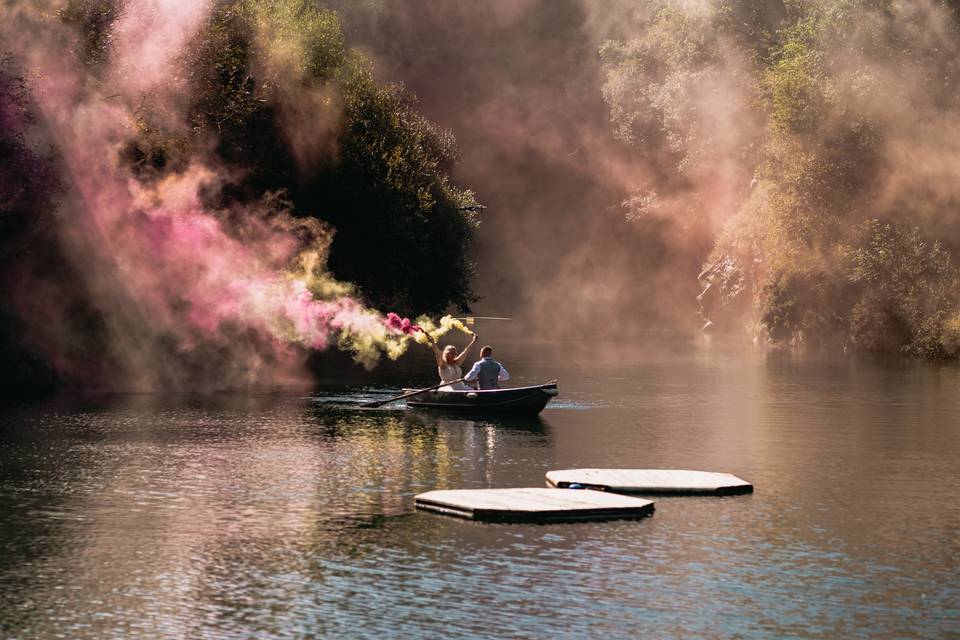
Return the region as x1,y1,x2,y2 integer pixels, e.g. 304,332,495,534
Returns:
455,333,478,365
421,329,444,366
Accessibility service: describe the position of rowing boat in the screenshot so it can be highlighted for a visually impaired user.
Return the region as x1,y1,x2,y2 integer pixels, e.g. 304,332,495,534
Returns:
404,382,558,415
403,382,558,415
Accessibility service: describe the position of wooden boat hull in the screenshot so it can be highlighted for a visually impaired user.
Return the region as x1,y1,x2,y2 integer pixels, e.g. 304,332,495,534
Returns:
405,383,558,415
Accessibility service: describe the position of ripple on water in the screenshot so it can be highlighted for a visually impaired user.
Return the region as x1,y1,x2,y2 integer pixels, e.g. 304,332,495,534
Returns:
1,350,959,638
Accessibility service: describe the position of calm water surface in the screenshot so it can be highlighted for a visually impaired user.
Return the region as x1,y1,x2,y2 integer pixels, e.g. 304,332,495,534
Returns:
1,339,958,638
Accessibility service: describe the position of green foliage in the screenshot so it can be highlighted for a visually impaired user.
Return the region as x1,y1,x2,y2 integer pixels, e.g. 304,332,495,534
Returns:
311,63,478,313
607,0,960,358
121,0,477,316
600,0,777,181
57,0,123,69
714,0,788,60
842,220,960,357
600,3,726,158
118,119,192,182
184,4,278,170
759,121,881,248
765,17,825,134
245,0,347,80
758,268,842,344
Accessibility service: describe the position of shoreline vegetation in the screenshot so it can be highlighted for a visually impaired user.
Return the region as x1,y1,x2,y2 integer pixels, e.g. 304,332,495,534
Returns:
601,0,960,359
3,1,960,393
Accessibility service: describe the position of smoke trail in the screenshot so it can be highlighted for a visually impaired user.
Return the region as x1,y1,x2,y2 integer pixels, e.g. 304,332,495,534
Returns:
414,315,475,341
0,0,447,389
383,312,474,347
384,313,421,336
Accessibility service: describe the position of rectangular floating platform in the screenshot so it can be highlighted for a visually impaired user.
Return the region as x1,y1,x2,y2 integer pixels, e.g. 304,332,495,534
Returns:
415,488,654,523
545,469,753,496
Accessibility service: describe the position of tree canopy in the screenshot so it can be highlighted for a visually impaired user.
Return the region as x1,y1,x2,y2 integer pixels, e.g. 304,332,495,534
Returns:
0,0,480,389
602,0,960,357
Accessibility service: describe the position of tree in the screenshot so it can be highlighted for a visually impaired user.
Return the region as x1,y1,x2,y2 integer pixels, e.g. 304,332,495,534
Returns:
177,0,479,315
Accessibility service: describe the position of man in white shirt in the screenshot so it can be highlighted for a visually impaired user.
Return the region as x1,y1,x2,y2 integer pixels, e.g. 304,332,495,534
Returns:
464,345,510,390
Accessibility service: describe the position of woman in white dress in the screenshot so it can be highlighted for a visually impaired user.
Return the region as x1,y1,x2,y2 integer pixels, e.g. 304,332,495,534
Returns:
422,330,478,391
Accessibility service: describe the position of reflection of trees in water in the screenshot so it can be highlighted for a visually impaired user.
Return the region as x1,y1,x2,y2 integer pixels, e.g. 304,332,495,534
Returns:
305,407,552,523
301,412,558,585
0,396,556,636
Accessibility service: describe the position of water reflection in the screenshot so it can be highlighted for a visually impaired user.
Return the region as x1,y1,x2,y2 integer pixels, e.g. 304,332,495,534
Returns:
0,393,562,638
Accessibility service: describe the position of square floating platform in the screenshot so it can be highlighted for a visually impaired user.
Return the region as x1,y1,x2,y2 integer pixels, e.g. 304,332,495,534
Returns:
415,488,654,523
545,469,753,496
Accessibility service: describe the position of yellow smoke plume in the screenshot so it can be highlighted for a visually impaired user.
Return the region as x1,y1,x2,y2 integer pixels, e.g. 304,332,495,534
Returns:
413,315,475,344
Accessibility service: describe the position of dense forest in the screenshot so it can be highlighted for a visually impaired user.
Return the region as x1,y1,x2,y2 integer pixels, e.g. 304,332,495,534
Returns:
331,0,960,358
600,0,960,357
0,0,478,390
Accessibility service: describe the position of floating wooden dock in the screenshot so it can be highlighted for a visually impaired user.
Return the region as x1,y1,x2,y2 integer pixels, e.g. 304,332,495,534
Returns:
415,488,655,523
545,469,753,496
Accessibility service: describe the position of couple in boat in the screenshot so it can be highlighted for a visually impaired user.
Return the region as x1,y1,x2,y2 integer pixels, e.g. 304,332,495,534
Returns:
421,331,509,391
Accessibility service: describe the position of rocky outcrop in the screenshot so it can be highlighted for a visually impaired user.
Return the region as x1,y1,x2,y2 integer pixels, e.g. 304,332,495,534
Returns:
696,255,750,333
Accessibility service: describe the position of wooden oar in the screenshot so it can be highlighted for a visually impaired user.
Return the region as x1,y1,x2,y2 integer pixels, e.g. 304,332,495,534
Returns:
361,377,468,408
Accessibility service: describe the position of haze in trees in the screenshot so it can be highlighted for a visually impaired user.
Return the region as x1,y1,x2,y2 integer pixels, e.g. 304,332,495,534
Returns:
600,0,960,356
0,0,478,391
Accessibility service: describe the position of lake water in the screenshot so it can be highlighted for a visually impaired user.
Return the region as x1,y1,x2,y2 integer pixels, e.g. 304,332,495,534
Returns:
1,338,958,638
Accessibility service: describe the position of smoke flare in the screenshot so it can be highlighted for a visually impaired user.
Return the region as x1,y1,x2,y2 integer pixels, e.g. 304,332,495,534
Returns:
415,315,475,341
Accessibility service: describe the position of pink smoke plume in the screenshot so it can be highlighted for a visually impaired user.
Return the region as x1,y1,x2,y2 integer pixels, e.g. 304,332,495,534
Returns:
384,312,421,336
111,0,211,97
3,0,420,390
